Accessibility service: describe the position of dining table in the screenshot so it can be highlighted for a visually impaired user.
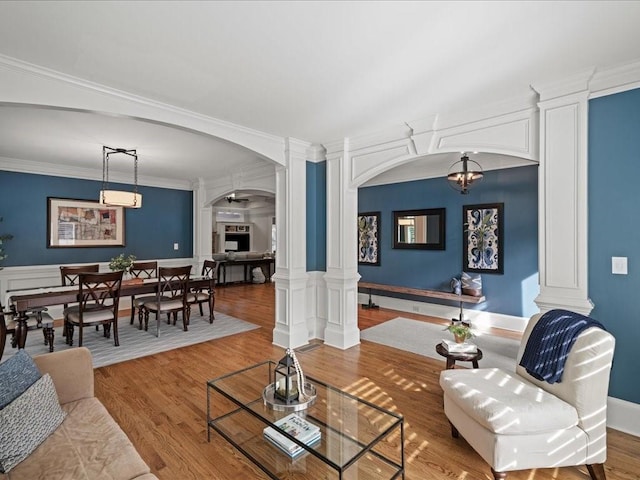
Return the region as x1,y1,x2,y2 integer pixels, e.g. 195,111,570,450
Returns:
8,275,215,351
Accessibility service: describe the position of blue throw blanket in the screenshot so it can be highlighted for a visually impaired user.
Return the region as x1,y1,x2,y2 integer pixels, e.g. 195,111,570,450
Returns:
519,309,606,384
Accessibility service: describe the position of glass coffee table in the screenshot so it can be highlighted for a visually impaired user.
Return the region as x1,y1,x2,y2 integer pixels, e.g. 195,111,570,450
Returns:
207,361,404,479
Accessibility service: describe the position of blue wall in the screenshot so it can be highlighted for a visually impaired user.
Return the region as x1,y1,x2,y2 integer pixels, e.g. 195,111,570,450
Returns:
589,87,640,404
0,171,193,266
306,161,326,271
358,165,539,318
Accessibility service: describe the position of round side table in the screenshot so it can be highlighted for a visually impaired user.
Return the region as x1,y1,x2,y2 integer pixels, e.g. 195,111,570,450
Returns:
435,343,483,369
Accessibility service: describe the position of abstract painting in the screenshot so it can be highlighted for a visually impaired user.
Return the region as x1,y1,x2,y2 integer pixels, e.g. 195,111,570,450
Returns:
358,212,380,266
463,203,503,274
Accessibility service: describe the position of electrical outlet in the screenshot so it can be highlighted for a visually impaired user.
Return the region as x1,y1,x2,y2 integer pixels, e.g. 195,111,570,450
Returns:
412,305,420,312
173,243,179,251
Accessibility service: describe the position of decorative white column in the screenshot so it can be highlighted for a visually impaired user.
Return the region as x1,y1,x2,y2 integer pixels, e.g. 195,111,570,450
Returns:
534,73,594,315
193,178,213,272
272,138,310,349
323,139,361,349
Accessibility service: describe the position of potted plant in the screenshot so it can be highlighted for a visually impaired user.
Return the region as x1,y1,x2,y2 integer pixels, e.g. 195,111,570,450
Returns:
108,253,136,274
444,323,474,343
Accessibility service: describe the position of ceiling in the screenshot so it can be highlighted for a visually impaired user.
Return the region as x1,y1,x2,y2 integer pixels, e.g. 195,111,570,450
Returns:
1,1,640,186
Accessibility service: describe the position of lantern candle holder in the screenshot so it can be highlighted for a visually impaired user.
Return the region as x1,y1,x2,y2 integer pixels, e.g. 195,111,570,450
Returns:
263,348,317,412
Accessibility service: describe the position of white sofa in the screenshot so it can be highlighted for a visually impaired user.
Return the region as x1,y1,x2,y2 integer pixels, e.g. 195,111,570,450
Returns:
440,312,615,480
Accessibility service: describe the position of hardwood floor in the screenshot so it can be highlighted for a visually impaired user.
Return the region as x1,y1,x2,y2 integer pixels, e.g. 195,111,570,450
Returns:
95,283,640,480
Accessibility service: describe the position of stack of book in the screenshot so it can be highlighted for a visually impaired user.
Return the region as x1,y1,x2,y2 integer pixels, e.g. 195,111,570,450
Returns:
263,413,321,458
441,339,478,353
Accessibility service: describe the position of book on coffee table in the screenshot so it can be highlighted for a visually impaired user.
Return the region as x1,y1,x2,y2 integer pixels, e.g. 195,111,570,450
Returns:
441,339,478,353
263,413,321,457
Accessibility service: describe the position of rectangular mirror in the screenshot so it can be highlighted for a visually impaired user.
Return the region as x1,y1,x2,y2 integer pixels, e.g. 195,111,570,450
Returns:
393,208,445,250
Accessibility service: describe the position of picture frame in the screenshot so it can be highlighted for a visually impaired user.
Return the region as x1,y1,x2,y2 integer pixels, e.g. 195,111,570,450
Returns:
47,197,125,248
358,212,381,266
463,203,503,274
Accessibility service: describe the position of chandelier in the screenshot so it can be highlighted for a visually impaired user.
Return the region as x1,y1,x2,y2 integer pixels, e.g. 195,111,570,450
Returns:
447,153,483,194
99,146,142,208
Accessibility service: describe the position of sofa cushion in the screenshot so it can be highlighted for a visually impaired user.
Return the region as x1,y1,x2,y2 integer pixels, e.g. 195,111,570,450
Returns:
4,397,152,480
0,374,66,473
0,350,41,409
440,368,579,435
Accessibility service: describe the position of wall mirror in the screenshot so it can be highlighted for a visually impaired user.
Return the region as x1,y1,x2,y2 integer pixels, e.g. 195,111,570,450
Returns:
393,208,446,250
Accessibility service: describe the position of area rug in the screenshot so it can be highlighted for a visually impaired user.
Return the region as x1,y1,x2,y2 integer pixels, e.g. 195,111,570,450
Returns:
360,317,520,371
1,312,259,368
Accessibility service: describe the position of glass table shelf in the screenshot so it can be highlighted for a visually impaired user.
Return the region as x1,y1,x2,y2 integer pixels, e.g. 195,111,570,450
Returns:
207,361,404,479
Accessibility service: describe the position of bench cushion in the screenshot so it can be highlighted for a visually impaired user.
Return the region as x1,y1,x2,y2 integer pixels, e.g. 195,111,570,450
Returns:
440,368,578,435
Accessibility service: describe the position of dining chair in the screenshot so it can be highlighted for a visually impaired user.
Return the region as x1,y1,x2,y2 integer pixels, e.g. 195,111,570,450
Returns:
187,259,217,323
64,270,124,347
60,264,100,332
128,260,158,328
0,302,54,358
142,265,191,337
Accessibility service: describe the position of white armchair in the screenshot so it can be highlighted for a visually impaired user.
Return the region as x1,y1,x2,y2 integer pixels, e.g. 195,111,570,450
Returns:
440,312,615,479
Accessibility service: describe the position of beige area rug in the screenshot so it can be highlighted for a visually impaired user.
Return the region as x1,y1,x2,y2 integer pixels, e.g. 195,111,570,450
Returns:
360,317,520,371
2,312,259,368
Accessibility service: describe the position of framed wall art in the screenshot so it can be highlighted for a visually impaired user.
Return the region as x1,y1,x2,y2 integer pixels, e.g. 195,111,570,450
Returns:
358,212,381,266
463,203,503,274
47,197,125,248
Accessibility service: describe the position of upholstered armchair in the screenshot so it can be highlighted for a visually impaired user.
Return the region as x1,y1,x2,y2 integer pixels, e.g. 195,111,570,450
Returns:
440,312,616,480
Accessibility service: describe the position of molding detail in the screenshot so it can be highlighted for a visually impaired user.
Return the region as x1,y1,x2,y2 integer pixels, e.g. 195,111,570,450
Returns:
0,54,287,165
0,155,193,191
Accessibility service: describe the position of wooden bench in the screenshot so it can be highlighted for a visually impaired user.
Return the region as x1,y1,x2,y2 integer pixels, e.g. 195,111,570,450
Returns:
358,281,485,322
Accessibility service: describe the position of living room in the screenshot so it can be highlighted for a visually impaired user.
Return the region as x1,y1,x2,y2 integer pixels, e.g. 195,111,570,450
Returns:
1,2,640,479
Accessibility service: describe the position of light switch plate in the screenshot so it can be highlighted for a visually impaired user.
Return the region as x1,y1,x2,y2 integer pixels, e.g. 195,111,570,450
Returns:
612,256,628,275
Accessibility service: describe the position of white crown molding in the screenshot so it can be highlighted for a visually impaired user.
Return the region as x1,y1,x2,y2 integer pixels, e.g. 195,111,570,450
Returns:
306,144,327,163
0,155,192,190
0,53,288,165
589,59,640,99
531,68,596,101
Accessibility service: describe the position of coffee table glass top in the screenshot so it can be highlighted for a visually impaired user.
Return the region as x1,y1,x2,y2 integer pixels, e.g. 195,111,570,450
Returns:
207,361,404,479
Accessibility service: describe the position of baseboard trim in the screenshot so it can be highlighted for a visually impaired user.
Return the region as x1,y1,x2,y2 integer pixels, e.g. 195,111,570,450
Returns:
607,396,640,437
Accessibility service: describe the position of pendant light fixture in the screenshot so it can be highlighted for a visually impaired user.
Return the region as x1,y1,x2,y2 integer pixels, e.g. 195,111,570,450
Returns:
447,153,483,194
99,146,142,208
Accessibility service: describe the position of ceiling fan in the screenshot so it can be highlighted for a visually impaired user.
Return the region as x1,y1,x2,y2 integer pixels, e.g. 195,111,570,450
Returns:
225,193,250,203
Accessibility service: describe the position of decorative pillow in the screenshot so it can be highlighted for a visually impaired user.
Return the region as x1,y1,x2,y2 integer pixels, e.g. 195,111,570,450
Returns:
0,374,66,473
461,272,483,297
0,350,42,409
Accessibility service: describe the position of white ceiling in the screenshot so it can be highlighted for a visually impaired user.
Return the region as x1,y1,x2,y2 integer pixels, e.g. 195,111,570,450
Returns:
1,1,640,185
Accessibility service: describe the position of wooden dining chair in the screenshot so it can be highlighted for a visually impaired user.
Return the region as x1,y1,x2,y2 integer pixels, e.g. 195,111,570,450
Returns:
64,270,124,347
60,264,100,332
187,259,217,323
128,260,158,328
141,265,191,337
0,301,55,358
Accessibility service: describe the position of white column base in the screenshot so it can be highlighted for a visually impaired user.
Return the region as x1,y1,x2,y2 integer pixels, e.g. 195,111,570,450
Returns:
323,273,360,349
272,272,310,349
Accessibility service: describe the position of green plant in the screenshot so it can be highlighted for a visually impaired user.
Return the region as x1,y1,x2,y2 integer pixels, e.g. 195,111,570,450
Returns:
108,253,136,272
0,217,13,265
444,323,474,342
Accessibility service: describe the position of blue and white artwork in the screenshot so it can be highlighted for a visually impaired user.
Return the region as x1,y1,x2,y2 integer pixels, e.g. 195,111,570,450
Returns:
358,212,380,266
463,203,503,274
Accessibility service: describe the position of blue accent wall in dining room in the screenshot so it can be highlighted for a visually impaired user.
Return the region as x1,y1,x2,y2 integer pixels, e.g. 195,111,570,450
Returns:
0,170,193,266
